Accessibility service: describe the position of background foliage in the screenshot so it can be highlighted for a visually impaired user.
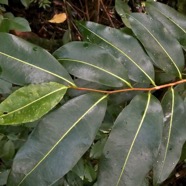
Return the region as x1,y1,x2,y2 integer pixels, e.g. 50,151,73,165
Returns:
0,0,186,186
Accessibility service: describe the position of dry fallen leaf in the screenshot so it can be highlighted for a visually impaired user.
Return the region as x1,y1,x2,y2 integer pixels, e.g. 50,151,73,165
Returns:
48,13,67,24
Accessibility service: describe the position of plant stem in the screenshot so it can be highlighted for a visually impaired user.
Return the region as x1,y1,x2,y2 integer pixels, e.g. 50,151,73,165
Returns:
69,79,186,94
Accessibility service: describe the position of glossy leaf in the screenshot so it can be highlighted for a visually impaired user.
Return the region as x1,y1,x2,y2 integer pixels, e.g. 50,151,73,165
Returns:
54,42,131,88
8,93,107,186
153,88,186,184
129,13,184,79
146,1,186,41
97,93,163,186
77,21,155,86
115,0,131,28
0,33,75,86
0,82,67,125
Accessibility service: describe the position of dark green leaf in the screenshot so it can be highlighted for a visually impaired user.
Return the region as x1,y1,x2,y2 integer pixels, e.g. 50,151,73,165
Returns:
90,137,107,159
97,93,163,186
153,88,186,184
0,140,15,160
0,33,75,86
54,42,131,88
77,21,155,85
20,0,31,8
84,162,96,182
115,0,131,28
0,0,8,5
8,93,107,186
0,79,12,94
0,13,31,32
129,13,184,79
0,170,10,186
0,82,67,125
66,171,83,186
72,158,84,180
146,1,186,41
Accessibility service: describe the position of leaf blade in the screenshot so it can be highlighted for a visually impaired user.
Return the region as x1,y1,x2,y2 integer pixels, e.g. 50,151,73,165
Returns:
153,88,186,184
54,42,132,88
146,1,186,40
97,93,164,186
129,13,184,79
8,93,107,185
0,82,67,125
77,21,155,85
0,33,75,86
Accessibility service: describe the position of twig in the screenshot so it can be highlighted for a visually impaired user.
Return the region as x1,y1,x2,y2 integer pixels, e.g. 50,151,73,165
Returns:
69,79,186,94
85,0,90,20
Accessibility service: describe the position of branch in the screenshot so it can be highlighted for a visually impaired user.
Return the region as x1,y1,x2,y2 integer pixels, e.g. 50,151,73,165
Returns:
69,79,186,94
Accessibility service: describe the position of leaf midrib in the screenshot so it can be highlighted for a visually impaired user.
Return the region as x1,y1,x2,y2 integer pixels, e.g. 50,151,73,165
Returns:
0,86,67,124
147,3,186,33
59,58,132,88
0,51,75,86
116,92,151,186
158,87,175,182
78,22,156,86
129,14,182,79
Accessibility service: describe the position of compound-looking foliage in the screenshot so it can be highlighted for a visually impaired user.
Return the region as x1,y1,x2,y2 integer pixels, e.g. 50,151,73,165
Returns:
0,1,186,186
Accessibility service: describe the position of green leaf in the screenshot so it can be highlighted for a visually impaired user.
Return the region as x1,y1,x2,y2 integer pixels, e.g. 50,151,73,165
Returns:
72,158,84,180
90,137,107,159
0,170,10,186
20,0,32,8
0,13,31,32
54,42,131,88
0,82,68,125
0,140,15,160
10,17,31,32
0,33,75,86
153,88,186,184
77,21,155,86
146,1,186,41
0,79,12,94
97,93,163,186
0,0,8,5
115,0,131,28
8,93,107,185
129,13,184,79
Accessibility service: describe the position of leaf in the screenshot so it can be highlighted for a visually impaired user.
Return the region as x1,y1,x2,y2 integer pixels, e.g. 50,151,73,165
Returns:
8,93,107,186
0,140,15,160
0,0,8,5
0,82,68,125
0,79,12,94
153,88,186,184
115,0,131,28
54,42,132,88
146,1,186,41
0,170,10,185
90,137,107,159
0,13,31,32
97,93,163,186
48,13,67,23
0,33,75,86
129,13,184,79
20,0,31,8
76,21,155,86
